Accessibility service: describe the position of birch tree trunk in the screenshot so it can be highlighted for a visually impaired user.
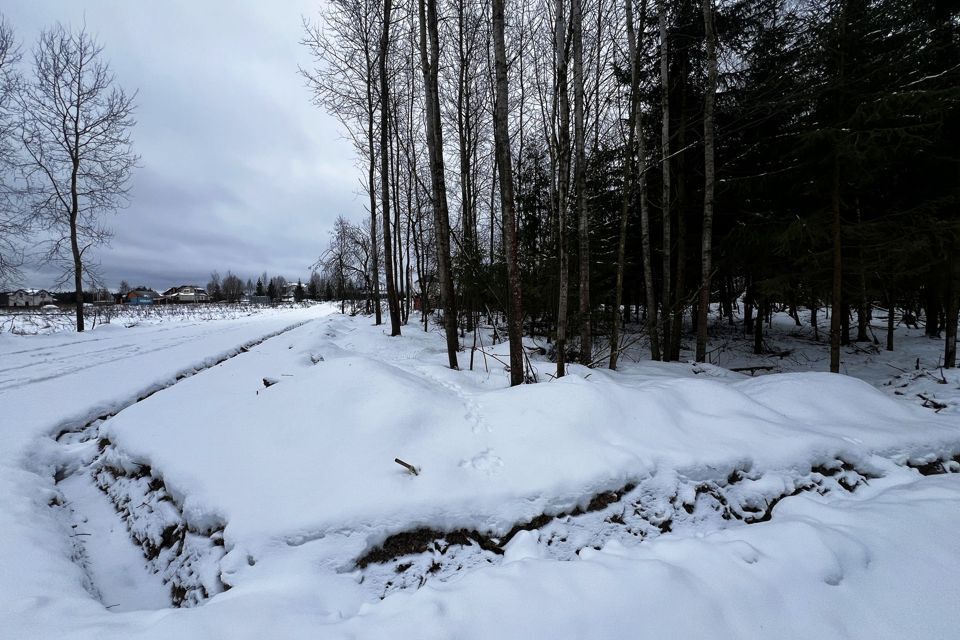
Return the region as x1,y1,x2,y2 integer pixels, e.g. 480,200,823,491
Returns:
658,0,672,361
945,243,958,368
554,0,572,377
610,0,640,369
830,157,842,373
493,0,525,385
573,0,591,366
365,45,382,324
379,0,402,336
695,0,717,362
419,0,460,367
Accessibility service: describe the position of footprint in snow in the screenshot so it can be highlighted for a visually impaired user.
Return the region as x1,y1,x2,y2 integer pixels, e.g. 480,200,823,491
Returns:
459,449,504,475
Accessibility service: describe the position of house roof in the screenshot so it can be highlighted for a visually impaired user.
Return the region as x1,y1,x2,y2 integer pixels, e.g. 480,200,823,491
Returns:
2,288,52,296
157,286,210,299
163,285,208,295
128,288,160,298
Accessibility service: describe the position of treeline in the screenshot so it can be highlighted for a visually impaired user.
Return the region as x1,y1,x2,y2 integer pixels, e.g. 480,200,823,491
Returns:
303,0,960,379
112,273,331,304
203,271,326,303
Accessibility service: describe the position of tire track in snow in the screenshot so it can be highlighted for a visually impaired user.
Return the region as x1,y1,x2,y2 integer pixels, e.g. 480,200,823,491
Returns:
48,316,322,610
0,324,271,391
50,318,316,439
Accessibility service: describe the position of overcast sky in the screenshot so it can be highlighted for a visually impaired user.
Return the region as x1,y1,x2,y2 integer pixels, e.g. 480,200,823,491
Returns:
6,0,362,291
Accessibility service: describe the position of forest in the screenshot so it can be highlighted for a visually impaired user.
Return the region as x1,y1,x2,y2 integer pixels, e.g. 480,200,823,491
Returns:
302,0,960,382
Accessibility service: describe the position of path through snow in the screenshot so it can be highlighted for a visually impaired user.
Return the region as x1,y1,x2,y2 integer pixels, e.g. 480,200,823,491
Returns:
58,469,171,611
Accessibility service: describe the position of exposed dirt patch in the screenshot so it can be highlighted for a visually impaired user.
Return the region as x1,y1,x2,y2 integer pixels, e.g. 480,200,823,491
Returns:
357,482,643,571
906,454,960,476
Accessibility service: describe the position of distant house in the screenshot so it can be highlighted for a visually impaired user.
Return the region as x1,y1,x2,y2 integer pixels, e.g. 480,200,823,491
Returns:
161,285,209,303
412,284,439,312
282,282,306,302
0,289,55,308
126,288,161,305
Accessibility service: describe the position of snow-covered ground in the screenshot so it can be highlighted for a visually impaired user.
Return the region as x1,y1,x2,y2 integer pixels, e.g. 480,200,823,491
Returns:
0,302,317,336
2,304,959,639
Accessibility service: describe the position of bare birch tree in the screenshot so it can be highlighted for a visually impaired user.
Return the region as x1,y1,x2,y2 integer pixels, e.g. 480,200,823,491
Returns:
572,0,591,365
610,0,656,368
419,0,460,366
657,0,671,361
553,0,573,378
695,0,717,362
17,24,137,331
379,0,403,336
302,0,383,323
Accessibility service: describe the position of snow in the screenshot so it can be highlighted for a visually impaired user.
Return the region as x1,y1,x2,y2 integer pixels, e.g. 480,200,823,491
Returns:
57,468,171,611
0,301,318,336
0,303,333,636
335,474,960,640
101,318,957,552
2,304,959,639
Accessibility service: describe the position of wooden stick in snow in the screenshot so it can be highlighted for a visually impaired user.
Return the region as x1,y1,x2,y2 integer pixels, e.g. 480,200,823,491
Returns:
395,458,419,475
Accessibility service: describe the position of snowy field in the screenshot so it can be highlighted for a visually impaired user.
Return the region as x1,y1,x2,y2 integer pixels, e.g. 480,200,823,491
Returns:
2,303,959,639
0,302,317,336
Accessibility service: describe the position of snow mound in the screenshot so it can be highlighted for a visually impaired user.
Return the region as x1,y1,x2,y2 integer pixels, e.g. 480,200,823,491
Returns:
101,319,960,572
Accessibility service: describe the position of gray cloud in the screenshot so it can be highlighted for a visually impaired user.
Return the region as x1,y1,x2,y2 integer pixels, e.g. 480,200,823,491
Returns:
6,0,365,291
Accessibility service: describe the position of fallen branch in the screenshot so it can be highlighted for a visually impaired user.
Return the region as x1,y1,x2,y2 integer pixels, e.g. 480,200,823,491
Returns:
847,342,878,356
472,347,510,370
916,394,947,412
729,365,775,375
591,331,647,369
395,458,419,476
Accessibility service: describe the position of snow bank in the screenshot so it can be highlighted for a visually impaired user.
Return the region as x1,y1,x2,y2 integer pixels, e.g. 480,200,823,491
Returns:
8,473,960,639
101,314,960,568
328,474,960,640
